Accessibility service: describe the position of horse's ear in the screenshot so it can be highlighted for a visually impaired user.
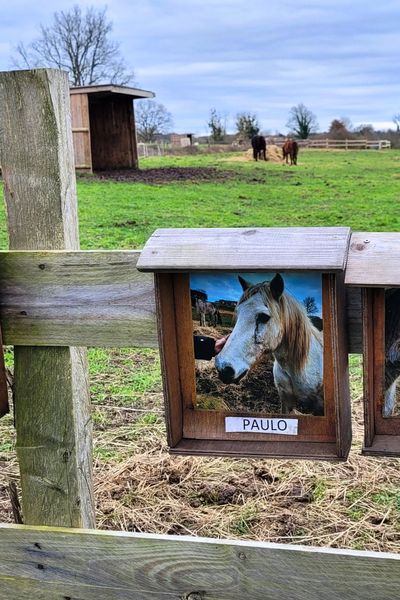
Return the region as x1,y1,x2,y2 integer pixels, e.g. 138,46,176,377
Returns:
238,276,251,291
270,273,284,300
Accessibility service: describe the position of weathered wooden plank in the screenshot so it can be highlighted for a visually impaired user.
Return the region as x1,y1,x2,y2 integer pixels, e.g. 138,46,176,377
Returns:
346,286,362,354
346,232,400,286
0,525,400,600
0,327,9,417
0,250,157,347
0,251,361,351
0,68,95,528
70,92,92,172
137,227,352,272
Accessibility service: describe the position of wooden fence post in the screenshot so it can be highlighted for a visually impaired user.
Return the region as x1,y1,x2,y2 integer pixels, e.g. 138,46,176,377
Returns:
0,69,95,528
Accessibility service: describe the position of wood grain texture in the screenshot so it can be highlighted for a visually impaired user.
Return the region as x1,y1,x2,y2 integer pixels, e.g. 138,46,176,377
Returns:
363,435,400,456
154,274,183,447
329,273,352,459
0,68,95,528
0,328,9,418
1,524,400,600
137,227,352,272
173,439,343,460
346,287,362,355
0,250,362,351
70,92,92,171
0,250,156,347
346,232,400,286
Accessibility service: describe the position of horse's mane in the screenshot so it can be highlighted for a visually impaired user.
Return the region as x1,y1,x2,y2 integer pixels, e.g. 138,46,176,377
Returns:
238,281,321,373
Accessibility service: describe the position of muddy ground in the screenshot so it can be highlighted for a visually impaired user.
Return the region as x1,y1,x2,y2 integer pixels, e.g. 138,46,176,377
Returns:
93,166,236,184
92,164,295,185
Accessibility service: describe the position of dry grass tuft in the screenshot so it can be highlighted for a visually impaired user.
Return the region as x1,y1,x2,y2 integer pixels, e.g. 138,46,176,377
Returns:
92,395,400,551
1,351,400,553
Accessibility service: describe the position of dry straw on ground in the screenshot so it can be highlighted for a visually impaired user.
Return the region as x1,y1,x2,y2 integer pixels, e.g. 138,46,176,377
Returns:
222,145,284,163
1,352,400,553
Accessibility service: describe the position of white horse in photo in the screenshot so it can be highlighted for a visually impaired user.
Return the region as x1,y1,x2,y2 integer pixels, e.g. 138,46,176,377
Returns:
214,274,324,415
383,288,400,417
383,339,400,417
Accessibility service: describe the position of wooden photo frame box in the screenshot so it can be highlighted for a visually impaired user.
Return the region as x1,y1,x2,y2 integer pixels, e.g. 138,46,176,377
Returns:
346,232,400,456
138,227,352,460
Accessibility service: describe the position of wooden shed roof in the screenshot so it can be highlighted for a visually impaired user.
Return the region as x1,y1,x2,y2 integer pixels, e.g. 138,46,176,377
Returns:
70,84,155,99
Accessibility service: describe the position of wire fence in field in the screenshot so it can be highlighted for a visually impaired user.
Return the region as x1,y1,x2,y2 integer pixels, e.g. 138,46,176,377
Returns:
137,143,165,157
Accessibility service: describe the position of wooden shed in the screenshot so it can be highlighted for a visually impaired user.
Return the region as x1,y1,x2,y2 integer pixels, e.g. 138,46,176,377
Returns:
70,84,155,172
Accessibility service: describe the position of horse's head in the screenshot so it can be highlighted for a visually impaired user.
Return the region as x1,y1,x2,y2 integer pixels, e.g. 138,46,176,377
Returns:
215,274,284,384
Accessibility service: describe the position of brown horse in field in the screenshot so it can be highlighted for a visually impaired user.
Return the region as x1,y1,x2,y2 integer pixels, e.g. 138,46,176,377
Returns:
282,139,299,165
251,135,267,161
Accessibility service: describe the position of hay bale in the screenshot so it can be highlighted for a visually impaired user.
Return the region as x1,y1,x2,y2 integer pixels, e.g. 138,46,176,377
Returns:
244,144,283,163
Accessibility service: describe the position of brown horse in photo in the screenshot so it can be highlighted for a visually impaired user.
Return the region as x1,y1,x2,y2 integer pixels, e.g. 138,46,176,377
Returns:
282,139,299,165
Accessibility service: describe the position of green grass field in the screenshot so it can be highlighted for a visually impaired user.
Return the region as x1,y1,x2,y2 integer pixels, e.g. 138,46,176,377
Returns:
78,149,400,249
1,149,400,551
1,149,398,250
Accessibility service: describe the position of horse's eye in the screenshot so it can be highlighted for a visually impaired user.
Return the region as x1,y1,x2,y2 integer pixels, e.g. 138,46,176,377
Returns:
257,313,270,324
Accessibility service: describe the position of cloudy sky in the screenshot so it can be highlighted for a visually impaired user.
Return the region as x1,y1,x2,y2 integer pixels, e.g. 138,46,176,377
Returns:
0,0,399,135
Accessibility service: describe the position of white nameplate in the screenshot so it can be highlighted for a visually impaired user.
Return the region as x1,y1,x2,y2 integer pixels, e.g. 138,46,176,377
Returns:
225,417,298,435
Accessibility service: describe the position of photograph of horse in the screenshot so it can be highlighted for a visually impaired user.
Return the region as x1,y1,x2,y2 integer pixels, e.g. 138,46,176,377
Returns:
282,139,299,165
190,272,324,415
383,288,400,416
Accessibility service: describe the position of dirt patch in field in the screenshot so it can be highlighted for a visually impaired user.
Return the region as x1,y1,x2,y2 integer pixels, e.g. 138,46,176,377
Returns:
93,167,235,184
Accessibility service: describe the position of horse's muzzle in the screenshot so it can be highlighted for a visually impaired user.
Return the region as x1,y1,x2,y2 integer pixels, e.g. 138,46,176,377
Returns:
218,365,236,384
217,364,247,385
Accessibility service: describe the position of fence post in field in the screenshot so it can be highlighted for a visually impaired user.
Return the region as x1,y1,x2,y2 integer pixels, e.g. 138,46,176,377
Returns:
0,69,95,528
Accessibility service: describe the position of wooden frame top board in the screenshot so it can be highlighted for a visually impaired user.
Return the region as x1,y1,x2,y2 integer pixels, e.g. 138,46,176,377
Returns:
137,227,351,272
346,232,400,287
138,227,352,461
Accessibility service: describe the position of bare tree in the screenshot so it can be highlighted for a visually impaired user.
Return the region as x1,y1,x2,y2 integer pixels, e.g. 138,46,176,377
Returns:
235,112,260,140
286,103,319,139
12,5,133,86
136,100,173,143
393,114,400,132
354,123,376,138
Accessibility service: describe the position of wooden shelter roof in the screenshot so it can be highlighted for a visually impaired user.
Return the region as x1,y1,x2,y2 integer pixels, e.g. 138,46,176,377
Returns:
70,84,155,99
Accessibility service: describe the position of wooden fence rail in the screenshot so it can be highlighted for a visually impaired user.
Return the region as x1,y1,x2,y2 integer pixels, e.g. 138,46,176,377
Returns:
0,250,362,352
0,524,400,600
267,138,391,150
